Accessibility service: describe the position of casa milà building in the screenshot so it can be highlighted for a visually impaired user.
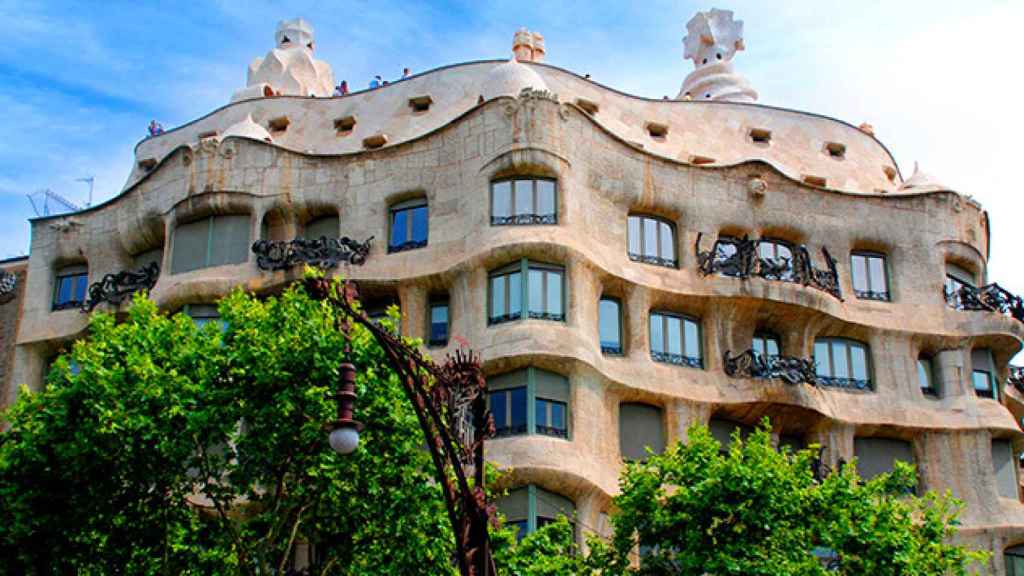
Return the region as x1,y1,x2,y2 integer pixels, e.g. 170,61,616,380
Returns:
3,10,1024,572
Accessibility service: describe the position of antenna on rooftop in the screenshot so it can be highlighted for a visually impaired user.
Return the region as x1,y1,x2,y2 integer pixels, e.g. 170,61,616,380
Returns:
26,188,81,217
75,176,94,207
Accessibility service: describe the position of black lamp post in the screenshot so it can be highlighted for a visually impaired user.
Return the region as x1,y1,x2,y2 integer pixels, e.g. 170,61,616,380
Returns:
305,277,496,576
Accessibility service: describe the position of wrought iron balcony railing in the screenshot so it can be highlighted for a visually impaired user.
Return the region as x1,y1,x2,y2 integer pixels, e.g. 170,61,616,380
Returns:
536,425,569,439
816,376,872,391
1009,366,1024,394
490,213,557,226
488,312,522,326
944,283,1024,322
695,234,842,300
387,238,427,254
651,351,702,369
0,269,16,304
527,311,565,322
627,252,678,269
252,236,373,271
854,289,890,302
601,344,623,355
80,262,160,312
722,349,818,386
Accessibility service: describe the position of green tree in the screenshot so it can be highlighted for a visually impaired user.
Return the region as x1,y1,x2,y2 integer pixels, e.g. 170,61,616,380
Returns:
586,421,987,576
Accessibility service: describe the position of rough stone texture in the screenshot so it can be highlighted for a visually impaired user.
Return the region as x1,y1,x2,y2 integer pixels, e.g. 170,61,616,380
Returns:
0,258,27,409
3,78,1023,570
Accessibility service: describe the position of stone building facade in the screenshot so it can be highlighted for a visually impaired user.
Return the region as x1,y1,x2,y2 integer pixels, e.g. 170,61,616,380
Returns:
2,11,1024,572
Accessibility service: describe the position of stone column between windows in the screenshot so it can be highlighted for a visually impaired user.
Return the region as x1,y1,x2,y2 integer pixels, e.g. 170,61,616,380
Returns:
666,400,712,445
806,420,854,470
397,284,426,340
936,348,968,398
575,487,612,555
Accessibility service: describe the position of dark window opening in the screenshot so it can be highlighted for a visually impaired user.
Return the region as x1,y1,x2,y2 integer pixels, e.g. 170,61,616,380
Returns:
389,199,428,253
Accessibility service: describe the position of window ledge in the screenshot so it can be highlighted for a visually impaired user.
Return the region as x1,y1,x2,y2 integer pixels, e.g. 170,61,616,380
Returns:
651,352,702,369
491,214,557,226
628,252,677,269
387,239,428,253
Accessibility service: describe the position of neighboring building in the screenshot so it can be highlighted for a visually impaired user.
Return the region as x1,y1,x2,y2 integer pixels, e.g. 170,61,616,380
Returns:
2,10,1024,572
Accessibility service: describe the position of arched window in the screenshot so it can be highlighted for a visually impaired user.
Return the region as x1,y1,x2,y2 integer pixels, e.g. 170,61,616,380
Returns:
649,311,701,368
813,338,872,390
972,348,997,399
52,264,88,310
171,214,250,274
388,199,428,253
496,486,575,542
619,403,664,461
1006,544,1024,575
487,367,570,439
304,215,339,240
752,332,780,360
599,297,622,355
627,215,676,268
488,260,564,325
490,178,557,225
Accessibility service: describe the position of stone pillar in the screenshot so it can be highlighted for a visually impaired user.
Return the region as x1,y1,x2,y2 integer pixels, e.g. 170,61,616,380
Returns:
667,399,712,445
807,420,854,470
397,284,426,340
936,348,968,398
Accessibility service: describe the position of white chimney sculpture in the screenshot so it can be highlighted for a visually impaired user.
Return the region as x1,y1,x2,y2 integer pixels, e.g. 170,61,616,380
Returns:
677,9,757,103
231,18,335,103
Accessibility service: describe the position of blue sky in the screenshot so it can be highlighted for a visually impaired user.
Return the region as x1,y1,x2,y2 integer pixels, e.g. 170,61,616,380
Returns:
2,0,1023,294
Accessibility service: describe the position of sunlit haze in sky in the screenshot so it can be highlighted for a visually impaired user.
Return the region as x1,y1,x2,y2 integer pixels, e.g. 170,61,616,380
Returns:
2,0,1021,307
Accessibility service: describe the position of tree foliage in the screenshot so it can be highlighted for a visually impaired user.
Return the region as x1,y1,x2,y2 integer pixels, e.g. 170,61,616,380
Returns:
587,422,988,576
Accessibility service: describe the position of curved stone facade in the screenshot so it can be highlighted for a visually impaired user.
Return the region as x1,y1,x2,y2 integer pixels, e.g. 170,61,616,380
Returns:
3,53,1023,572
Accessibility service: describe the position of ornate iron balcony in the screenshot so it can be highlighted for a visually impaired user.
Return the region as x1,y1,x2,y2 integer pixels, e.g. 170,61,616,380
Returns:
854,289,890,302
651,351,702,369
80,262,160,312
816,376,872,391
944,283,1024,322
1009,366,1024,394
695,234,843,300
252,236,373,271
491,213,557,226
0,269,16,304
627,252,678,269
387,238,427,254
722,349,818,386
536,425,569,439
527,311,565,322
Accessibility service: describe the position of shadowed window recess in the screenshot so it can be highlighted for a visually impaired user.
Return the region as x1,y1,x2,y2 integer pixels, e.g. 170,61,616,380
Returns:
619,403,664,461
599,297,623,355
52,264,88,310
495,486,575,542
488,260,564,325
972,348,997,399
171,214,251,274
487,367,569,439
389,199,428,253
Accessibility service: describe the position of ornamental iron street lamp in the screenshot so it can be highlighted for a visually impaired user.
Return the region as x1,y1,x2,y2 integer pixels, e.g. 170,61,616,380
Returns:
305,277,496,576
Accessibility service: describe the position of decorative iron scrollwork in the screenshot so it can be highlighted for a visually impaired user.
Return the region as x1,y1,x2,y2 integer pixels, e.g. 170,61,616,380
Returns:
695,234,843,300
854,289,890,302
816,376,872,391
252,236,373,271
722,349,818,386
944,283,1024,322
490,213,557,226
0,269,17,304
387,238,427,254
628,252,678,269
80,262,160,312
1009,366,1024,394
651,351,702,369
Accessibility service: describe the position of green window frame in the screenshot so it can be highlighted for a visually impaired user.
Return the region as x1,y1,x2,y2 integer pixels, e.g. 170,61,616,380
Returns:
495,485,575,542
488,259,565,325
487,367,570,440
171,214,251,274
490,177,558,226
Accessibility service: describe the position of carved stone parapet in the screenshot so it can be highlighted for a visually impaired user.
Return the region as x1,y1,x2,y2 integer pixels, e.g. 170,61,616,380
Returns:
252,236,373,271
722,349,817,386
695,234,843,300
944,282,1024,322
81,262,160,312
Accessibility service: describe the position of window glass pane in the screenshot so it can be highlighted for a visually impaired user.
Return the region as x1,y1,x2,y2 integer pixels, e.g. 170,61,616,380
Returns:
528,269,544,315
492,181,512,218
171,218,210,274
868,256,886,293
918,359,931,389
56,276,72,304
814,341,831,376
514,180,533,215
546,271,562,316
628,216,641,255
667,316,682,355
537,181,556,216
684,319,700,359
509,387,527,428
650,314,664,353
391,209,408,246
599,299,621,349
852,255,868,292
973,370,993,393
210,215,251,266
850,344,868,381
832,341,849,378
535,398,548,427
659,222,674,262
759,242,775,260
490,392,507,427
752,336,765,357
643,218,658,258
74,275,88,301
491,275,506,317
410,206,429,243
766,337,779,357
509,272,522,316
430,303,448,343
550,401,565,430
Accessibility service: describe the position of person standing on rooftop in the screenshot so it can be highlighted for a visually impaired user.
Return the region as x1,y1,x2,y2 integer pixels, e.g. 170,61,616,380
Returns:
402,67,411,79
369,75,382,89
147,120,164,136
334,80,349,96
